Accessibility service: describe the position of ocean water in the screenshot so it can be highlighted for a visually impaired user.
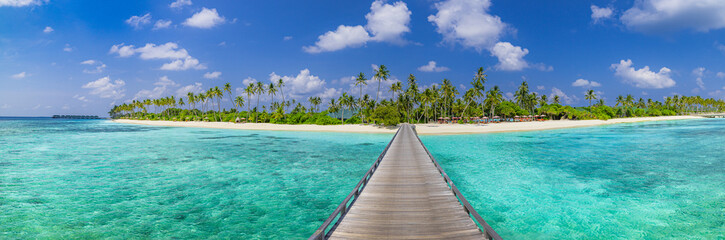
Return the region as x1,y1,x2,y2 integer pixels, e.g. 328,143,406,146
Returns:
421,118,725,239
1,118,723,239
0,118,392,239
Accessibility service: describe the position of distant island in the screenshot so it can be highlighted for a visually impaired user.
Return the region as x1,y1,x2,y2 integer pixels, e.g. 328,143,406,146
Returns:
109,66,724,128
52,115,101,119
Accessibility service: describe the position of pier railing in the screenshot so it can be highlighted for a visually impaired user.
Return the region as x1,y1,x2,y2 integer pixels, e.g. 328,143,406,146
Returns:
308,126,403,240
411,125,503,240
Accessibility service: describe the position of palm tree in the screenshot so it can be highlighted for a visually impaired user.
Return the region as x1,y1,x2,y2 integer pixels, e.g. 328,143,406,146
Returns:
390,81,402,107
355,72,367,122
553,95,561,104
234,96,245,120
255,82,265,122
485,86,503,118
373,64,389,103
224,83,234,112
244,83,254,120
339,92,351,124
268,82,277,106
473,67,487,116
214,86,223,121
277,78,286,112
585,89,597,108
514,81,529,109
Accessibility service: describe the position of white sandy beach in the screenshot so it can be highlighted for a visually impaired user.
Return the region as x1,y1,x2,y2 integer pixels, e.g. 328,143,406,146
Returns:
112,115,702,135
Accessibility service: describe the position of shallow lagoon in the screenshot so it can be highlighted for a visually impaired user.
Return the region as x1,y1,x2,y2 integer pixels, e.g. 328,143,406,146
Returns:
1,118,723,238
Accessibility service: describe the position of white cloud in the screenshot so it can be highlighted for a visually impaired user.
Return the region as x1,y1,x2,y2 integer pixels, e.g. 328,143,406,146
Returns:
717,42,725,54
153,19,172,30
693,67,705,89
82,76,126,99
0,0,44,7
11,72,26,79
126,13,152,29
591,5,614,23
417,61,450,72
303,25,371,53
63,44,73,52
491,42,529,71
269,69,337,99
536,85,545,90
176,82,203,96
43,26,53,33
169,0,191,9
611,59,675,89
81,60,96,65
283,36,293,41
242,77,257,86
134,42,189,60
303,0,411,53
160,56,206,71
203,71,222,79
183,8,225,29
571,79,601,88
73,94,89,102
550,87,577,104
109,42,205,71
621,0,725,34
134,76,179,100
109,43,135,57
83,64,106,74
365,0,411,43
717,72,725,79
428,0,506,51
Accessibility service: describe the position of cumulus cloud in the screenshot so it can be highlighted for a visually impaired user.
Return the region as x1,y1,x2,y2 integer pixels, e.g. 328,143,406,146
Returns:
417,61,450,72
109,42,205,70
717,72,725,79
203,71,221,79
303,0,411,53
126,13,152,29
269,69,339,99
550,87,578,104
83,62,106,74
170,0,191,9
692,67,705,89
591,5,614,23
0,0,44,7
11,72,26,79
43,26,53,33
176,82,203,96
572,79,601,88
81,60,96,65
153,19,172,30
82,76,126,99
73,94,89,102
183,8,225,29
63,44,73,52
490,42,529,71
303,25,370,53
283,36,293,41
134,76,179,100
621,0,725,34
428,0,506,51
242,77,257,86
611,59,675,89
365,0,411,43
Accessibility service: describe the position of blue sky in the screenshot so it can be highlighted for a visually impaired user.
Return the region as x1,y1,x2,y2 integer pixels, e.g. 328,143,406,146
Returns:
1,0,725,116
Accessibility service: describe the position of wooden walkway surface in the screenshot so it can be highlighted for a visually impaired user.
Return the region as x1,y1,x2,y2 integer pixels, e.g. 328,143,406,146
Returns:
324,124,487,239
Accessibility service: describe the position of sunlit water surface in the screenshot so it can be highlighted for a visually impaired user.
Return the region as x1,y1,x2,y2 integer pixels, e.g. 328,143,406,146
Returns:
1,117,723,239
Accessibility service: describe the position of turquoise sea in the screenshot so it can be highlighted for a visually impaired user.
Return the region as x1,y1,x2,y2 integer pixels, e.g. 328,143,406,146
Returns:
1,117,723,239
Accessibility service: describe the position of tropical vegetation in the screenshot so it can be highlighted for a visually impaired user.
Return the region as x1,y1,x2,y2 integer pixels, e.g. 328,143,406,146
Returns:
110,66,725,126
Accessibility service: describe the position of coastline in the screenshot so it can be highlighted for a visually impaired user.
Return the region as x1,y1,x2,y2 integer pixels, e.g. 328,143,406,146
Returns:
112,115,702,135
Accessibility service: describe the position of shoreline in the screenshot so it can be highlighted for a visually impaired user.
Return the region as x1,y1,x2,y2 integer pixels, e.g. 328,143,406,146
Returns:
112,115,703,135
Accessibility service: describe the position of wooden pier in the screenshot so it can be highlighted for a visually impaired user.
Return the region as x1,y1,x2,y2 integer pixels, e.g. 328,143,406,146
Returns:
310,124,501,240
